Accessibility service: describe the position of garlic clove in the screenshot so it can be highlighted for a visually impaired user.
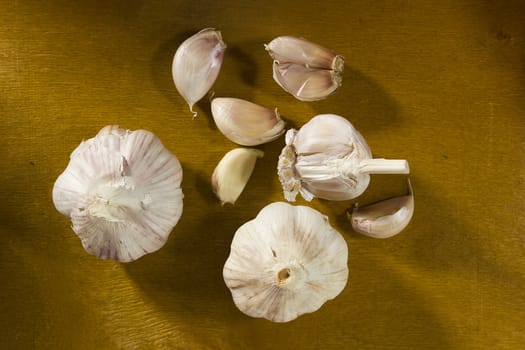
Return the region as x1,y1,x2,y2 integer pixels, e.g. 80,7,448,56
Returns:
172,28,226,116
211,148,264,205
265,36,344,71
278,114,410,201
223,202,348,323
272,61,342,101
211,97,285,146
53,126,183,262
349,181,414,238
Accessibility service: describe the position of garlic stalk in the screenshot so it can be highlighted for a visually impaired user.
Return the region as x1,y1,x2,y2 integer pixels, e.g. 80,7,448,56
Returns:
211,97,285,146
265,36,344,101
349,179,414,238
172,28,226,117
53,126,184,262
212,148,264,205
223,202,348,322
278,114,409,202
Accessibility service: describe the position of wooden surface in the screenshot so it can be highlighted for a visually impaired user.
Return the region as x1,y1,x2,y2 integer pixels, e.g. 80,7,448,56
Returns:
1,0,524,349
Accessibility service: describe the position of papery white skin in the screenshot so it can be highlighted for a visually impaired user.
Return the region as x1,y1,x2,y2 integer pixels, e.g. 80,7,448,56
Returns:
265,36,344,71
53,126,183,262
350,180,414,238
223,202,348,323
172,28,226,116
272,62,342,102
211,97,285,146
278,114,409,202
212,148,264,205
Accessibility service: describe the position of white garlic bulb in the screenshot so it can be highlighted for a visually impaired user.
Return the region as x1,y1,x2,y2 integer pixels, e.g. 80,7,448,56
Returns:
212,147,264,205
223,202,348,322
211,97,285,146
265,36,344,101
52,125,184,262
278,114,409,202
350,179,414,238
172,28,226,116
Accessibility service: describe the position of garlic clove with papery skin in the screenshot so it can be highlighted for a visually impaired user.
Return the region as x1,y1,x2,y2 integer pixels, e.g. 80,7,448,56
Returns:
278,114,409,202
212,148,264,205
223,202,348,322
265,36,344,71
271,62,342,102
172,28,226,117
53,126,183,262
349,179,414,238
211,97,285,146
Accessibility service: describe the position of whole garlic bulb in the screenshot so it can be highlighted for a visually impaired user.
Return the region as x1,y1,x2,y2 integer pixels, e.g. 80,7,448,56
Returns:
223,202,348,323
278,114,409,201
172,28,226,116
52,125,184,262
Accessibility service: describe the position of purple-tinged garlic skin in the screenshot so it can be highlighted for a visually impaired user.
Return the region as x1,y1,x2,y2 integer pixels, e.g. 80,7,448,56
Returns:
223,202,348,323
53,126,183,262
172,28,226,116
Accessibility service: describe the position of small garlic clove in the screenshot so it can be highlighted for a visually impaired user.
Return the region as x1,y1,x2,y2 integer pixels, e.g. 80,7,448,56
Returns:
172,28,226,116
211,97,285,146
349,187,414,239
272,61,342,101
265,36,344,71
53,126,184,262
212,148,264,205
223,202,348,322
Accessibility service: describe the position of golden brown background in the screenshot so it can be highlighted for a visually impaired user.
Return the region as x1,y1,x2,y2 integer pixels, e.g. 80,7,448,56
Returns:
1,0,524,349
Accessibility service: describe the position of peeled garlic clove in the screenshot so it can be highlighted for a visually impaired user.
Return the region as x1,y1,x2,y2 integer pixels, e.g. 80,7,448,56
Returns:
223,202,348,323
172,28,226,116
212,148,264,205
278,114,409,202
349,183,414,238
265,36,344,71
53,126,183,262
211,97,285,146
272,62,342,101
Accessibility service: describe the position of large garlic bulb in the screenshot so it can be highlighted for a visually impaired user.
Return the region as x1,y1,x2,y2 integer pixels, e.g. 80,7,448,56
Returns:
52,125,184,262
223,202,348,323
278,114,409,201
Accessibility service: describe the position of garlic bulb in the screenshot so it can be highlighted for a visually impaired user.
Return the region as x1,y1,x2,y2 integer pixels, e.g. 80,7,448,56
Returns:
265,36,344,101
278,114,409,202
211,97,285,146
172,28,226,116
349,180,414,238
52,125,184,262
212,148,264,205
223,202,348,322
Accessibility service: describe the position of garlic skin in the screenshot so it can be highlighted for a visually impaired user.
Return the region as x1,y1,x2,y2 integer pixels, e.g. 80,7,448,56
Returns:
265,36,344,101
223,202,348,323
172,28,226,116
265,36,344,71
272,62,342,102
212,148,264,205
53,126,184,262
211,97,285,146
349,181,414,238
278,114,409,202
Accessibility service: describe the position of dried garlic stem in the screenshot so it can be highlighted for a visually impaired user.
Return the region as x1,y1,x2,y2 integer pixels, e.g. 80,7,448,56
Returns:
357,159,410,175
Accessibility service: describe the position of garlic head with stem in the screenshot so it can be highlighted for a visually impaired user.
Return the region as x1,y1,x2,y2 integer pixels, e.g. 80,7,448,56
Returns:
211,97,285,146
223,202,348,322
278,114,409,202
52,125,184,262
172,28,226,117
